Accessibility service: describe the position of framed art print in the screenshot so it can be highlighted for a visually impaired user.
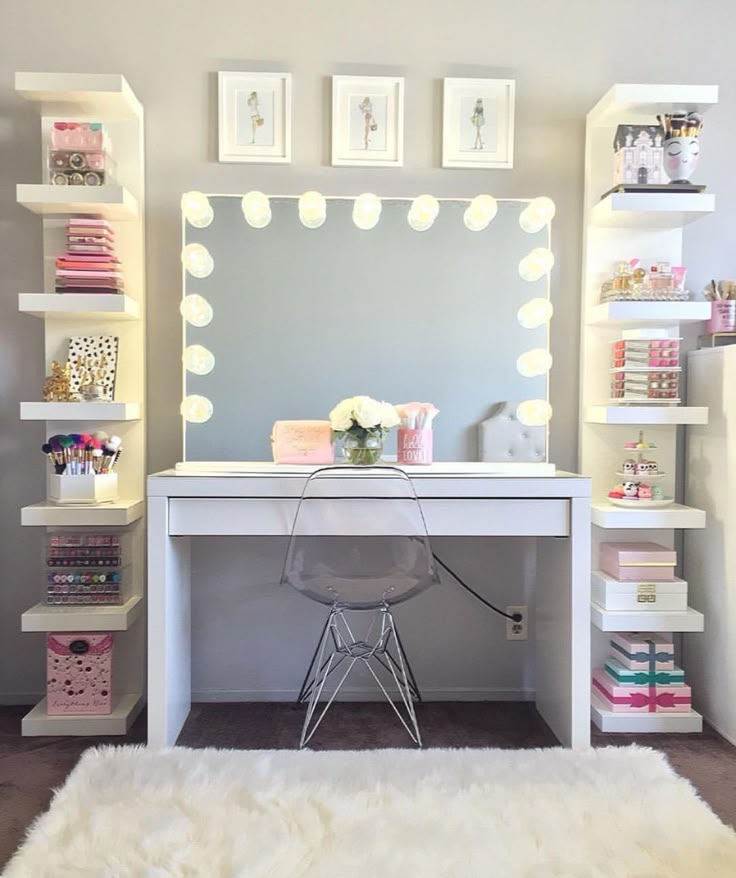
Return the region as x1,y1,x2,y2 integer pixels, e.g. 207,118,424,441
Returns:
218,71,291,163
332,75,404,167
442,78,515,169
68,335,119,400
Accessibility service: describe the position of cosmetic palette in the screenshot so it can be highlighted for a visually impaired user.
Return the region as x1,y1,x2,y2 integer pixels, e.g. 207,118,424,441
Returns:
610,370,680,403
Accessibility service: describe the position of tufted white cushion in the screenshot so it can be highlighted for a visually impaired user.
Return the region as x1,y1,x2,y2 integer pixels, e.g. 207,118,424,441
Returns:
479,402,546,463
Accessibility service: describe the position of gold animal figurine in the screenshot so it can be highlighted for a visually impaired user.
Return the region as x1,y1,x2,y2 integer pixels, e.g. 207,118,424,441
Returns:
42,361,75,402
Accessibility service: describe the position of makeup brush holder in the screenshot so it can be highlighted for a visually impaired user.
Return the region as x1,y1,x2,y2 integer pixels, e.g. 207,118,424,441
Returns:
48,473,118,505
397,428,433,465
707,300,736,334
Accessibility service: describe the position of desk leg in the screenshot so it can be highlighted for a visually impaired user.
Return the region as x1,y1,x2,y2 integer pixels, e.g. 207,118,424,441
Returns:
147,496,191,747
535,496,591,749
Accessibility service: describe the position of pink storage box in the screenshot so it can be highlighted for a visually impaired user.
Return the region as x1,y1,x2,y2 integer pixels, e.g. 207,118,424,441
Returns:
271,421,334,465
592,668,691,713
609,632,674,671
46,632,113,715
599,542,676,581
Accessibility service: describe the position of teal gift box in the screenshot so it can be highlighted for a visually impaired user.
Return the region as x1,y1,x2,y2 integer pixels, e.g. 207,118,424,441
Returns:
605,657,685,686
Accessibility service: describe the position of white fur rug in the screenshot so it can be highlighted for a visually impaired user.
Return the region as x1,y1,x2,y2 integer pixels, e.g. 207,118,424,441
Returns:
7,745,736,877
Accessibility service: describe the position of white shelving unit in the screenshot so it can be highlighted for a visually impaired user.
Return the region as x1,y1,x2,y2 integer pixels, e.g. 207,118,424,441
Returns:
19,293,141,320
22,694,143,736
591,603,704,633
16,72,146,736
579,83,717,735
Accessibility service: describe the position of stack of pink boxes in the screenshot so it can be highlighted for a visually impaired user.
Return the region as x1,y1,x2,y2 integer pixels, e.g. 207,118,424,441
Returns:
55,218,123,295
592,542,696,716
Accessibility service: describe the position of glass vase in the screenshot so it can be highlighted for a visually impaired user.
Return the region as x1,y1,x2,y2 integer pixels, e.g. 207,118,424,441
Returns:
342,432,383,466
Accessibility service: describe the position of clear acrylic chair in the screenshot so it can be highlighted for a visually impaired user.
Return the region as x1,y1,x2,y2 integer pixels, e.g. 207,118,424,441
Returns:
281,465,439,748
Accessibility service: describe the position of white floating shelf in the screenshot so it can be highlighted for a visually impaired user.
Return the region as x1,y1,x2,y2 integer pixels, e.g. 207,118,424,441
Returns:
592,502,706,529
587,301,712,327
22,693,142,737
591,192,715,229
21,499,144,527
19,293,140,321
592,697,703,734
20,401,141,421
15,72,141,120
22,595,143,633
591,602,704,633
586,406,708,425
589,83,719,126
17,184,138,220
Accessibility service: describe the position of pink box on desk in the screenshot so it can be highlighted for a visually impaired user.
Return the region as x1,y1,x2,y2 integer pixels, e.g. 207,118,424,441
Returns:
609,632,674,671
599,542,677,581
271,420,334,464
592,668,691,713
46,633,113,715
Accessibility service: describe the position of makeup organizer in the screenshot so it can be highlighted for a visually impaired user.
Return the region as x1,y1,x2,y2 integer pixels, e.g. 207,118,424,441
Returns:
16,73,146,736
579,83,716,734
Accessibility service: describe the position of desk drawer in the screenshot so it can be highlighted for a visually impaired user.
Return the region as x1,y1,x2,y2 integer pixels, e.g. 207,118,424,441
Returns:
168,498,569,537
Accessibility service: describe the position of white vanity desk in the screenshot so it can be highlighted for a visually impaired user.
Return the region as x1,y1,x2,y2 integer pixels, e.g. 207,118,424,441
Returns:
147,464,591,749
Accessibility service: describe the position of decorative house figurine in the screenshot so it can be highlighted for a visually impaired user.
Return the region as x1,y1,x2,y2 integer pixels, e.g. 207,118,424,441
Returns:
613,124,666,186
657,112,703,184
42,361,77,402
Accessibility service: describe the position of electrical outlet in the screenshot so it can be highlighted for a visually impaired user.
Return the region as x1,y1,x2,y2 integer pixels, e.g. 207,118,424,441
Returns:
506,605,528,641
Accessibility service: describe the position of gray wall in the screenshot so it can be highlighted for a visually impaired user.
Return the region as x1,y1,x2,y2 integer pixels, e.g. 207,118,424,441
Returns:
1,0,735,701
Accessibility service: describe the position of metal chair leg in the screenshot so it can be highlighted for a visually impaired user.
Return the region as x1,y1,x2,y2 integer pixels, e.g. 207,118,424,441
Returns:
297,605,422,748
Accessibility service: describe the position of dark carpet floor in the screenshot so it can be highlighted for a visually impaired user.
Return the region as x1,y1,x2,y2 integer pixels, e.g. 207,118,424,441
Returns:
2,702,735,869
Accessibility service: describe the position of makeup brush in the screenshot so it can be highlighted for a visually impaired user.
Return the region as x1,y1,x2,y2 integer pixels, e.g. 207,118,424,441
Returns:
42,442,65,474
92,448,103,474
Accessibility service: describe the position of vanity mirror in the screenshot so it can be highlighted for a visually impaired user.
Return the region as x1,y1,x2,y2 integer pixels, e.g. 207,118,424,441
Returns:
178,193,554,468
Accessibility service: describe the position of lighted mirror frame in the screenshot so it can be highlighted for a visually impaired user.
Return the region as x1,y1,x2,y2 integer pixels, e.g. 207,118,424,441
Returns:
177,193,555,472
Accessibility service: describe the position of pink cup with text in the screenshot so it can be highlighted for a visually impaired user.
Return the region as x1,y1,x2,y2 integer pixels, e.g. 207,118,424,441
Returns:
707,300,736,334
397,428,433,465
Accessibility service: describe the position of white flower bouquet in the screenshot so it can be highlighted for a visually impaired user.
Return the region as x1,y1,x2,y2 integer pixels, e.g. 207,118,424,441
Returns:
329,395,400,465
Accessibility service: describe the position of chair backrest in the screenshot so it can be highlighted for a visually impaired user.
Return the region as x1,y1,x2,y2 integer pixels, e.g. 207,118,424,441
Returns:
479,401,546,463
280,465,439,609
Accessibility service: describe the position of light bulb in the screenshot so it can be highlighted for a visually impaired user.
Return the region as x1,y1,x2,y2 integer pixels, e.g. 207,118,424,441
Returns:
519,247,555,282
517,399,552,427
241,191,272,229
181,191,213,229
182,243,214,278
463,194,498,231
183,344,215,375
180,294,213,327
408,194,439,231
299,190,326,229
519,196,556,234
516,348,553,378
180,394,213,424
352,193,382,230
517,298,554,329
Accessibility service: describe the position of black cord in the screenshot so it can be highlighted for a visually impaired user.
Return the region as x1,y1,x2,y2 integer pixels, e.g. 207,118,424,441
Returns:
432,552,523,624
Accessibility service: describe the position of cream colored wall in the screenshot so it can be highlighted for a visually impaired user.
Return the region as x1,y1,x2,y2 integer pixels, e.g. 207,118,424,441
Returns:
1,0,735,700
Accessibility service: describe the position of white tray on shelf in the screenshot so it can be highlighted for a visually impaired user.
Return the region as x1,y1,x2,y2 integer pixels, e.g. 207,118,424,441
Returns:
608,496,674,509
615,471,665,479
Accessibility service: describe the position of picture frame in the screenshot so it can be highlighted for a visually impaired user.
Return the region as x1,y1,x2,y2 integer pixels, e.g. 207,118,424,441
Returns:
442,78,515,169
331,75,404,167
218,71,291,164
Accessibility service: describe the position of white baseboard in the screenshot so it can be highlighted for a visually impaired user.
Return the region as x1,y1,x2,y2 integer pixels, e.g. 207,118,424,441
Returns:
191,688,536,703
0,688,536,707
0,692,43,706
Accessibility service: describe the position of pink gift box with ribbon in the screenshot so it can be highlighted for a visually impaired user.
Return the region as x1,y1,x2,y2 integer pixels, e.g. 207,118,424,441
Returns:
609,632,675,671
592,668,691,713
